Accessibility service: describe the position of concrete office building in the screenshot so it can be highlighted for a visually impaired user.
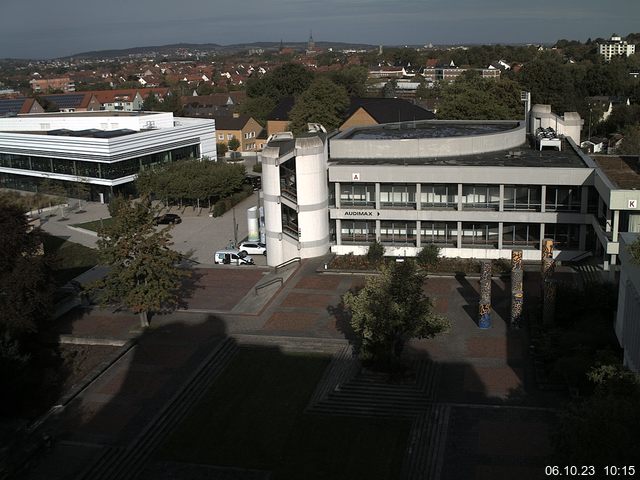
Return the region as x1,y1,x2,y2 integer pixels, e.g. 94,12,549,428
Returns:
261,106,640,269
616,233,640,373
0,111,215,202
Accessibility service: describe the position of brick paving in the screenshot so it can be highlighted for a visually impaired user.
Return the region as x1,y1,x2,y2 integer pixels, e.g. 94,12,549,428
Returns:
25,257,569,479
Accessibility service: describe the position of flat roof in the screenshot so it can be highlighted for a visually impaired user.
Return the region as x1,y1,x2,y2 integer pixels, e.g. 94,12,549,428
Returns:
343,121,519,140
18,111,159,118
593,155,640,189
329,138,588,168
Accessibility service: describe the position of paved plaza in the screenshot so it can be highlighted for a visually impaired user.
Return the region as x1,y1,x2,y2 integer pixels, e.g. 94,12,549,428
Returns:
23,254,559,479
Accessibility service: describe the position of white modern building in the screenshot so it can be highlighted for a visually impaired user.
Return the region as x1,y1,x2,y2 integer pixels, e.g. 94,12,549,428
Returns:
261,106,640,269
0,111,215,202
598,34,636,62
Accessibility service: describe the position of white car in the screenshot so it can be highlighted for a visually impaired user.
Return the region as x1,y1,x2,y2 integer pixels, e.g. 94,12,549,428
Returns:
238,242,267,255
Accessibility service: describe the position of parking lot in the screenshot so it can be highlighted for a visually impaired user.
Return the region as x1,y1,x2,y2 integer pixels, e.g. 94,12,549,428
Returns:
38,192,268,267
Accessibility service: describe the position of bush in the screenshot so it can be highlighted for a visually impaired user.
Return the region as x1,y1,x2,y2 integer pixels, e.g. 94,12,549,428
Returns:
108,194,127,218
212,185,253,217
416,244,440,268
366,241,385,265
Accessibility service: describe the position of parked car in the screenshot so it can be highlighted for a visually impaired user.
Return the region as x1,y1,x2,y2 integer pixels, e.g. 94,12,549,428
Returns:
244,175,261,191
214,249,255,265
238,242,267,255
153,213,182,225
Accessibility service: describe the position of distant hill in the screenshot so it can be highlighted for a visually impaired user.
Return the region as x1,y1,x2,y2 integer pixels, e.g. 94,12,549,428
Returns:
67,41,376,59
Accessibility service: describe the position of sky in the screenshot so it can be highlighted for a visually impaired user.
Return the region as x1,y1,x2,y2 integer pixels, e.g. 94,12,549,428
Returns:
1,0,639,59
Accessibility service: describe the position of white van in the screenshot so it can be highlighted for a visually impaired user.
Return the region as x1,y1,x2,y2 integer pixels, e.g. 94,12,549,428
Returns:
214,249,255,265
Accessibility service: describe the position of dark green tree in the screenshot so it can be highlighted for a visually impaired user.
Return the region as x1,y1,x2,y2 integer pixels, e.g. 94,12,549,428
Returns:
618,125,640,155
288,77,349,133
343,261,449,370
228,136,241,152
141,93,161,111
245,63,314,102
437,72,523,120
416,244,440,269
328,66,369,97
553,364,640,465
0,199,55,409
216,142,228,157
239,95,276,125
366,240,385,266
93,199,189,328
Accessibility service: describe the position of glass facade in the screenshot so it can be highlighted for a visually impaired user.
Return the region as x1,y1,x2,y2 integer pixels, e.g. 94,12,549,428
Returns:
461,223,499,247
341,220,376,244
0,144,198,181
461,185,500,210
420,222,458,247
546,186,581,212
502,223,540,248
420,184,457,209
545,224,580,249
380,184,416,209
503,185,542,211
380,221,416,246
340,183,375,208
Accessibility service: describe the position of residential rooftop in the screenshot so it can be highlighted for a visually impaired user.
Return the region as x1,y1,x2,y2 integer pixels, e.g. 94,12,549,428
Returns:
593,155,640,189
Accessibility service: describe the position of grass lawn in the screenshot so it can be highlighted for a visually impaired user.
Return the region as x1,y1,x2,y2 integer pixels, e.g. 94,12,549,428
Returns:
42,234,97,285
157,347,410,480
71,217,114,232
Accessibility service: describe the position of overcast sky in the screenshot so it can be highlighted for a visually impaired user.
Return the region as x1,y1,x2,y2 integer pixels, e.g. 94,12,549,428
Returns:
1,0,639,59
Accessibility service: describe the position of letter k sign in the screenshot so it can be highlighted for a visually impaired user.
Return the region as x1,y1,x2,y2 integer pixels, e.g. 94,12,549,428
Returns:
629,199,638,209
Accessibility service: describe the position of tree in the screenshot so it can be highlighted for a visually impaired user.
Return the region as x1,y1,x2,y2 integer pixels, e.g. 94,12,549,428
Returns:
239,95,276,125
366,240,385,266
93,199,190,327
343,261,449,370
288,77,349,133
245,63,314,102
0,200,53,338
617,125,640,155
328,66,369,97
228,136,241,152
416,244,440,269
142,93,161,111
553,363,640,464
437,73,524,120
216,142,228,157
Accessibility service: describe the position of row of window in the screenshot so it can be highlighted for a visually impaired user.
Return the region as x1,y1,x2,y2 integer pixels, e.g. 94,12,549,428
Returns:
339,220,580,249
337,183,594,212
0,145,198,180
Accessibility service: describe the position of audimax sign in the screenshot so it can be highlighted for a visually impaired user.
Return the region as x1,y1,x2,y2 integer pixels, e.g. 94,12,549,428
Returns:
344,211,380,217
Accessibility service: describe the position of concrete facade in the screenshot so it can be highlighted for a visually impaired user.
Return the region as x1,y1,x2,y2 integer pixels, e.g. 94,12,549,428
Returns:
260,107,640,270
616,233,640,373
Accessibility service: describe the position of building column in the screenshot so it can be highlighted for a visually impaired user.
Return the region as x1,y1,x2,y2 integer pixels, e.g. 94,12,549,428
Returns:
458,184,463,211
416,220,421,248
539,223,545,251
580,186,589,214
457,221,462,249
375,219,381,242
499,185,505,212
613,210,620,242
605,208,612,233
335,218,341,246
334,182,341,209
579,224,587,251
540,185,546,213
375,183,381,210
498,222,504,250
415,183,421,211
